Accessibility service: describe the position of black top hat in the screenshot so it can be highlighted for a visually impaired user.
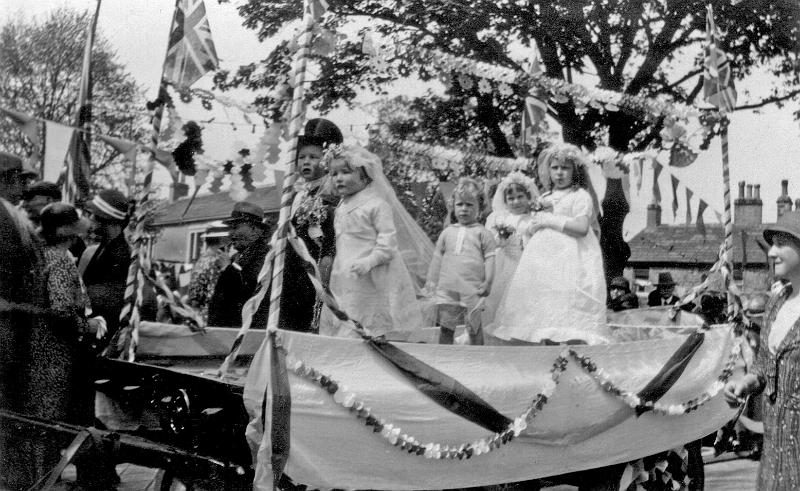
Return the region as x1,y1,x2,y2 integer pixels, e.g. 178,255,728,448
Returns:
297,118,343,149
764,210,800,245
223,201,266,227
24,181,62,201
85,189,130,222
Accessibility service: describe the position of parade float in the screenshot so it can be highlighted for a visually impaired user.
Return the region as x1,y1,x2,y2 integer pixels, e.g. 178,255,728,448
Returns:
0,1,762,490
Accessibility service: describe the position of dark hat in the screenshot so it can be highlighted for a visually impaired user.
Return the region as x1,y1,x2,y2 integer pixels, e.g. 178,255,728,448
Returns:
85,189,130,222
24,181,62,201
223,201,265,227
609,276,630,292
40,202,90,239
655,272,676,287
297,118,343,149
0,151,37,176
763,210,800,245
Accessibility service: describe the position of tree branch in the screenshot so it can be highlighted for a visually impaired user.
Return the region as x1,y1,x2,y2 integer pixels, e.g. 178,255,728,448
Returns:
735,89,800,110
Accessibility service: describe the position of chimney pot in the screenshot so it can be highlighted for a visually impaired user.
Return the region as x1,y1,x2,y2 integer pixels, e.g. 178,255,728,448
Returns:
646,203,662,228
754,184,761,201
746,184,753,199
778,179,793,220
738,181,745,199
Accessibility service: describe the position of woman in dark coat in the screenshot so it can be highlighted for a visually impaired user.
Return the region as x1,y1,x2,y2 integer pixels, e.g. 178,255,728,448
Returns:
279,118,342,332
725,210,800,490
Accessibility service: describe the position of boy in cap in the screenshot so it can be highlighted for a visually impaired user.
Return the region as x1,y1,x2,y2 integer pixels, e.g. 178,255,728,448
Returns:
207,201,273,327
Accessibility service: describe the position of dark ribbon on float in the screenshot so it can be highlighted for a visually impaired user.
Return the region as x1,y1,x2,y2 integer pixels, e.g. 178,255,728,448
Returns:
270,333,291,486
635,330,705,416
367,338,513,434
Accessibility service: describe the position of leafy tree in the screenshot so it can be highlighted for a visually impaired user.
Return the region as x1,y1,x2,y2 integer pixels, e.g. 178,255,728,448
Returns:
218,0,799,153
218,0,799,280
0,8,147,191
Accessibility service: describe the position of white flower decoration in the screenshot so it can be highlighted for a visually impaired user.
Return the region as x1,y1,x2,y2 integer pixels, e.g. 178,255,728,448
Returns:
477,78,492,94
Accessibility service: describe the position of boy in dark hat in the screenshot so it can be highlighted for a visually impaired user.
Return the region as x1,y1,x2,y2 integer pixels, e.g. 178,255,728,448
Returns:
647,272,679,307
607,276,639,311
80,189,132,339
207,202,273,327
279,118,343,332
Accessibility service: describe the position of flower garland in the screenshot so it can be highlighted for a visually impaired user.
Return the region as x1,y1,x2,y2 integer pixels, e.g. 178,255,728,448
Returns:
282,348,569,459
567,339,741,416
375,136,534,173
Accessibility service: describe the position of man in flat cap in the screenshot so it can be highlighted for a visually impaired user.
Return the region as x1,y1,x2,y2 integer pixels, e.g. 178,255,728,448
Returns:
207,201,273,327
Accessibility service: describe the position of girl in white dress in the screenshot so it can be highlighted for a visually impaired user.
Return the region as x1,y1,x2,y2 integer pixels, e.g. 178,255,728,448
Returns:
319,144,424,338
493,144,610,344
483,172,538,328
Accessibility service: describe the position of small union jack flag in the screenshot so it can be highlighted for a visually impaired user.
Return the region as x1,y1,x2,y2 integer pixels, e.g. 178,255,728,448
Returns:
162,0,219,89
703,5,737,113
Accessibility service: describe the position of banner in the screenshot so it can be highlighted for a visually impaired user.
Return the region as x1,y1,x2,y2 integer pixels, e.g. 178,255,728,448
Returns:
43,121,76,183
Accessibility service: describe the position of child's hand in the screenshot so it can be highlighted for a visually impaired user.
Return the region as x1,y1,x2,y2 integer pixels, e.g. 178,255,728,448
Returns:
477,281,491,297
350,258,372,276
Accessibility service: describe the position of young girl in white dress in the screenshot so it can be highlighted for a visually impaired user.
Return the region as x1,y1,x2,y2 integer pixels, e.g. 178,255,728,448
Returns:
483,172,538,328
493,144,610,344
426,178,496,345
318,144,423,338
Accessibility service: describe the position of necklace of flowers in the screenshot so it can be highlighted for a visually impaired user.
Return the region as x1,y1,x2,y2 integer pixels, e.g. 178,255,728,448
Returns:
281,347,569,460
567,338,741,416
293,192,328,228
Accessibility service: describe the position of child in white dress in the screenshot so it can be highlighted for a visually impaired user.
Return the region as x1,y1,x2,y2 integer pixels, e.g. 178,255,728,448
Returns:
426,178,496,345
318,144,423,338
483,172,538,328
493,144,610,344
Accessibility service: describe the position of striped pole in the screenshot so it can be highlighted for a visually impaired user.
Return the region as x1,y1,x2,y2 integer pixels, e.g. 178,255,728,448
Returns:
264,1,315,333
116,0,177,360
720,119,735,319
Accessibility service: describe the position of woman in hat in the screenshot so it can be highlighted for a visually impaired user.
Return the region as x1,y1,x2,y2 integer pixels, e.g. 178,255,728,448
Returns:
724,209,800,490
281,118,342,332
30,203,110,487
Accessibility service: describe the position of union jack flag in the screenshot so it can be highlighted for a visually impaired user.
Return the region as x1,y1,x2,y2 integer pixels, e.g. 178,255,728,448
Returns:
162,0,219,89
520,42,548,146
703,5,737,113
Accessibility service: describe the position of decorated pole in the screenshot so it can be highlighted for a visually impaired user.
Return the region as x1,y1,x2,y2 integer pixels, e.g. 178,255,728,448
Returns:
264,0,318,333
703,4,738,319
117,0,220,360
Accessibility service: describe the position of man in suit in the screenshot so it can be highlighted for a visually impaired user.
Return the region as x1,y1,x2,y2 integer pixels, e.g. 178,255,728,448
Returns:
647,272,680,307
81,189,132,339
207,202,272,327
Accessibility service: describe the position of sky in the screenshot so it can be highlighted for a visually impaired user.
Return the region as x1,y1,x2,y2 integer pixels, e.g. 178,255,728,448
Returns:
3,0,800,237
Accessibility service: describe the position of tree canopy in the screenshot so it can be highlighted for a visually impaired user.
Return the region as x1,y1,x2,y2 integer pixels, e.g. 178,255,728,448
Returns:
0,8,147,190
217,0,800,155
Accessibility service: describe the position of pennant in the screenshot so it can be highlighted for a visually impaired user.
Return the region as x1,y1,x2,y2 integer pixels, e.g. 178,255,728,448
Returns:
703,5,737,113
0,107,41,149
162,0,219,89
685,188,694,225
97,134,138,164
143,145,176,168
43,121,76,183
633,156,644,191
520,42,547,146
714,210,723,224
669,141,698,168
652,161,663,204
697,199,708,236
307,0,329,21
671,175,679,219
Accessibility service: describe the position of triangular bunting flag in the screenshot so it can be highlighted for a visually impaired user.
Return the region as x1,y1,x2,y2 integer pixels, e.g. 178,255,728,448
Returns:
43,121,76,183
685,188,694,226
0,107,41,149
697,199,708,236
671,175,680,219
98,134,139,164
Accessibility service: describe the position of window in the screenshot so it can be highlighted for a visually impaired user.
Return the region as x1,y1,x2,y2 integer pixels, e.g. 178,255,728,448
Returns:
634,268,649,280
187,229,204,262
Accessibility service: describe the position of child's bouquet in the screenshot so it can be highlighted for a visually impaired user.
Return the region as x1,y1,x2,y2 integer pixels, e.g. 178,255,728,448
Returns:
493,223,515,241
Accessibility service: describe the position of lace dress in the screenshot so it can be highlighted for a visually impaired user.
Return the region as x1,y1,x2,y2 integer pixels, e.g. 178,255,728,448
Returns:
483,211,533,328
492,188,609,344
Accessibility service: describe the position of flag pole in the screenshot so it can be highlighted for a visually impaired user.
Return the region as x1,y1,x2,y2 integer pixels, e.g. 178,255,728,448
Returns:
117,0,181,361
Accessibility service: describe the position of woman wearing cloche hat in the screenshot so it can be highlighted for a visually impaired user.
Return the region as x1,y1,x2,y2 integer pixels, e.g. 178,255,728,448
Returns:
725,209,800,490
